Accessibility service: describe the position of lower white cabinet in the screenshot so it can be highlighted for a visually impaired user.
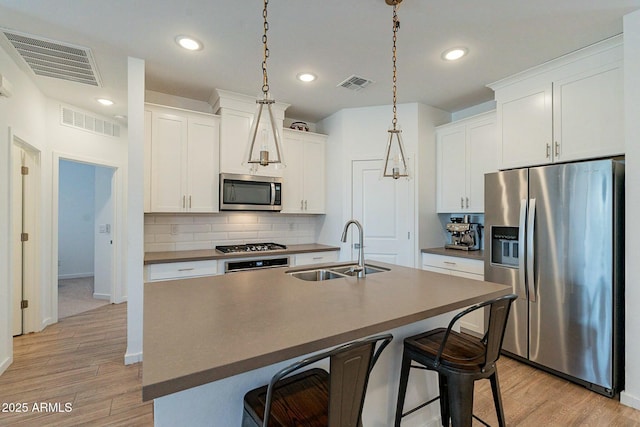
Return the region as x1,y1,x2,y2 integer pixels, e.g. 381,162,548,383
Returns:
422,253,485,336
293,251,339,267
145,260,219,282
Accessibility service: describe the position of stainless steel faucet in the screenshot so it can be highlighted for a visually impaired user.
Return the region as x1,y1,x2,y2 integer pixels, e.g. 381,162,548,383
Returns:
341,219,365,278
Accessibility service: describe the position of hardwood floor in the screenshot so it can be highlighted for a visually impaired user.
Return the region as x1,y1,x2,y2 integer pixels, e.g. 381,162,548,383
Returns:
1,303,639,426
0,303,152,426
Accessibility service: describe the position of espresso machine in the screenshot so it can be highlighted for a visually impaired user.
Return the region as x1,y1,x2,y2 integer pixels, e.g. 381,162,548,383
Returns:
445,215,481,251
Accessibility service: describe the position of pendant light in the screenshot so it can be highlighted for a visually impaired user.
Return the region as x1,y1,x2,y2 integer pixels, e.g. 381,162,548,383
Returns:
244,0,285,171
382,0,410,179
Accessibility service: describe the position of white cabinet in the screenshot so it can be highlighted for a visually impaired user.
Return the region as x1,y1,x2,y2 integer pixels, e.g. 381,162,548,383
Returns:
436,112,496,213
145,260,219,282
422,253,485,336
293,251,339,266
146,104,220,213
490,36,623,170
282,129,327,214
213,89,289,177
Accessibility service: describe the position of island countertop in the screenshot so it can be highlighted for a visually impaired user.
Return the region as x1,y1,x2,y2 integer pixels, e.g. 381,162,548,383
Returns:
142,261,510,401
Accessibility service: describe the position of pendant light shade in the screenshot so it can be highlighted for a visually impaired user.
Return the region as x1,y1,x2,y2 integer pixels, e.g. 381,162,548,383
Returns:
244,0,286,172
382,0,411,180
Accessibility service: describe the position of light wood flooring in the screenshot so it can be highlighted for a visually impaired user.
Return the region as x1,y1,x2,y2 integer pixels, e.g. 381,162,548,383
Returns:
1,302,640,426
0,303,152,426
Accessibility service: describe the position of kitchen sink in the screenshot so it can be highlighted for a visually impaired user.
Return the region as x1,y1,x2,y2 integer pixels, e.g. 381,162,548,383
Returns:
287,263,390,281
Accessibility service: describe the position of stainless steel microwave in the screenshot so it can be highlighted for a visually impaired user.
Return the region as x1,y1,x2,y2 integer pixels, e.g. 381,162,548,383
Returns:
219,173,282,211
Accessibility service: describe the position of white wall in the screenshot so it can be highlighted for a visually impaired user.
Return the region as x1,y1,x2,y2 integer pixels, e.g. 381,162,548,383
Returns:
126,57,145,364
622,10,640,410
317,103,449,264
0,42,48,375
58,160,95,279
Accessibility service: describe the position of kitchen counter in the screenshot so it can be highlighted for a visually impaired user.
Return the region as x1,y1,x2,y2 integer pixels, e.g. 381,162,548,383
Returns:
144,243,339,265
143,260,509,425
422,246,485,261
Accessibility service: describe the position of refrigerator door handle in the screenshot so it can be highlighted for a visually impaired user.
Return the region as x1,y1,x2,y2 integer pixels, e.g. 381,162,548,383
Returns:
527,198,537,302
518,199,528,300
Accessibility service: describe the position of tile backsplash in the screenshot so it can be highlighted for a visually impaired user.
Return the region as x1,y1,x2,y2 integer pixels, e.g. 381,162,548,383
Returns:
144,213,322,252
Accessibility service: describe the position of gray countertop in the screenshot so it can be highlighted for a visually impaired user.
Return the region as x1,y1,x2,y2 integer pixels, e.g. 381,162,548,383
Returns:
144,243,340,265
142,260,509,401
421,247,485,261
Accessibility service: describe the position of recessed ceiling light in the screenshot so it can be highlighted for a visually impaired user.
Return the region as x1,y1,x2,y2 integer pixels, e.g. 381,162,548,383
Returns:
297,72,317,83
175,35,202,51
442,47,468,61
96,98,114,106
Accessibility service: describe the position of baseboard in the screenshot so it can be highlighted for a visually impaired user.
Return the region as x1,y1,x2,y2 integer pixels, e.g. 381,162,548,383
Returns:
125,351,143,365
621,390,640,410
0,354,12,376
58,273,94,280
93,293,111,300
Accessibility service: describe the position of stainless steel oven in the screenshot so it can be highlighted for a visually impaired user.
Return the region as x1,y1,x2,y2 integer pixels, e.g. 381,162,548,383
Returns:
219,173,282,211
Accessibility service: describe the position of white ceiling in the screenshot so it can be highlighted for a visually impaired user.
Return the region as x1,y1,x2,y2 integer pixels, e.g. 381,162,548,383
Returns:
1,0,639,124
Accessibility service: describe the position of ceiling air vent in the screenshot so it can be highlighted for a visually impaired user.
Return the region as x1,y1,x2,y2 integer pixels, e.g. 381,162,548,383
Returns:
1,28,102,87
61,106,120,138
337,75,374,92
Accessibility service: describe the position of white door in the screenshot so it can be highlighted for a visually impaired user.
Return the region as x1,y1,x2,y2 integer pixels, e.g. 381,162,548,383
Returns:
351,160,413,267
11,144,38,336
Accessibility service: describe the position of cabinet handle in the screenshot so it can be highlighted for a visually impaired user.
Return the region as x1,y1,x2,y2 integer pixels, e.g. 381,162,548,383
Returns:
546,143,551,159
460,197,464,209
178,268,195,272
465,197,469,208
304,200,308,210
555,141,560,157
444,261,457,266
182,195,186,209
312,256,323,260
189,195,192,209
300,200,304,210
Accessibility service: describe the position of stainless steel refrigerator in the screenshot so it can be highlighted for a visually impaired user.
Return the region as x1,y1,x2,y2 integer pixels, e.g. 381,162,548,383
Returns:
484,158,624,397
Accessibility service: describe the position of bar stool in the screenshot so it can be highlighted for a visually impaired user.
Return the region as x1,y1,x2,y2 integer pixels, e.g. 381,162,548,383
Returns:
394,294,517,427
242,333,393,427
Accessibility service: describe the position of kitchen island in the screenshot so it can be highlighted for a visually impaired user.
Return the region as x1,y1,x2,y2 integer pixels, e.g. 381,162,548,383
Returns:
143,261,509,426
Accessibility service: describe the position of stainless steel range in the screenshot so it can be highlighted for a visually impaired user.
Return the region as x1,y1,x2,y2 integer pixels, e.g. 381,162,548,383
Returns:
216,243,289,273
215,242,287,254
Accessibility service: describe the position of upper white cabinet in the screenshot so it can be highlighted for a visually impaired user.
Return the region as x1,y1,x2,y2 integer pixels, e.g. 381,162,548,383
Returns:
436,111,497,213
490,36,623,170
213,89,289,177
145,103,220,213
282,129,327,214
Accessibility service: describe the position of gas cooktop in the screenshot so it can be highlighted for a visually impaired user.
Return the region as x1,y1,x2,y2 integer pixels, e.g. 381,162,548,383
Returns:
215,243,287,254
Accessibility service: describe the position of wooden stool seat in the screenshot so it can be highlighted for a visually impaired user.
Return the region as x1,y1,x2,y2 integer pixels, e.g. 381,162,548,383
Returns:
405,328,486,372
244,368,329,426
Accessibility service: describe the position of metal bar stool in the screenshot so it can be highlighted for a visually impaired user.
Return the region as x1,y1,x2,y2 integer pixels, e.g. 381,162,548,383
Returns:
243,333,393,427
394,294,517,427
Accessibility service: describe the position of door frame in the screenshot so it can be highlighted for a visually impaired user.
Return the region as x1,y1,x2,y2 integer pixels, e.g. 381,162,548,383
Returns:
9,131,41,336
52,151,124,323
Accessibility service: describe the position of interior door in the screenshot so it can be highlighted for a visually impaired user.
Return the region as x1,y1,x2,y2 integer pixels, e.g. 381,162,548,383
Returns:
11,146,23,336
351,159,413,267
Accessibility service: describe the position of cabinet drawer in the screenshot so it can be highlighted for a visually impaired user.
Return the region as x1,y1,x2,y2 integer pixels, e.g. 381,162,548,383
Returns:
146,260,218,282
294,251,339,266
422,253,483,275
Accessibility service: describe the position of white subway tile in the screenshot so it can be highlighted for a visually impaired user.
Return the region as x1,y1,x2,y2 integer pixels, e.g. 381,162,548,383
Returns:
194,232,228,241
175,241,213,251
227,213,259,224
144,224,172,234
154,233,195,243
145,242,176,252
174,224,211,233
153,215,195,224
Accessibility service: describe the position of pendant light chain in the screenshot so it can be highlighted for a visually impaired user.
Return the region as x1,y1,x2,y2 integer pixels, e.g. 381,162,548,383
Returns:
262,0,270,95
392,4,399,130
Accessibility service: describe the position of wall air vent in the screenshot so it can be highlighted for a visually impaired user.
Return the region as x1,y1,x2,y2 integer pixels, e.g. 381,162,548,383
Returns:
337,75,374,91
1,28,102,87
61,106,120,138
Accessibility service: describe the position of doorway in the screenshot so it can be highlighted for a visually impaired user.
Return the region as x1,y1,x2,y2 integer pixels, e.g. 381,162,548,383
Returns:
351,159,414,267
57,159,115,319
10,139,40,336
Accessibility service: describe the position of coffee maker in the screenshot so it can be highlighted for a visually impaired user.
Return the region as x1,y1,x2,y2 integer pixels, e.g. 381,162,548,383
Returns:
445,215,481,251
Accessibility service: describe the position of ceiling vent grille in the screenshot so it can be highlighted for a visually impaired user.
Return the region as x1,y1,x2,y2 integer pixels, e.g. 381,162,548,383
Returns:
337,75,374,91
2,29,102,87
61,106,120,138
